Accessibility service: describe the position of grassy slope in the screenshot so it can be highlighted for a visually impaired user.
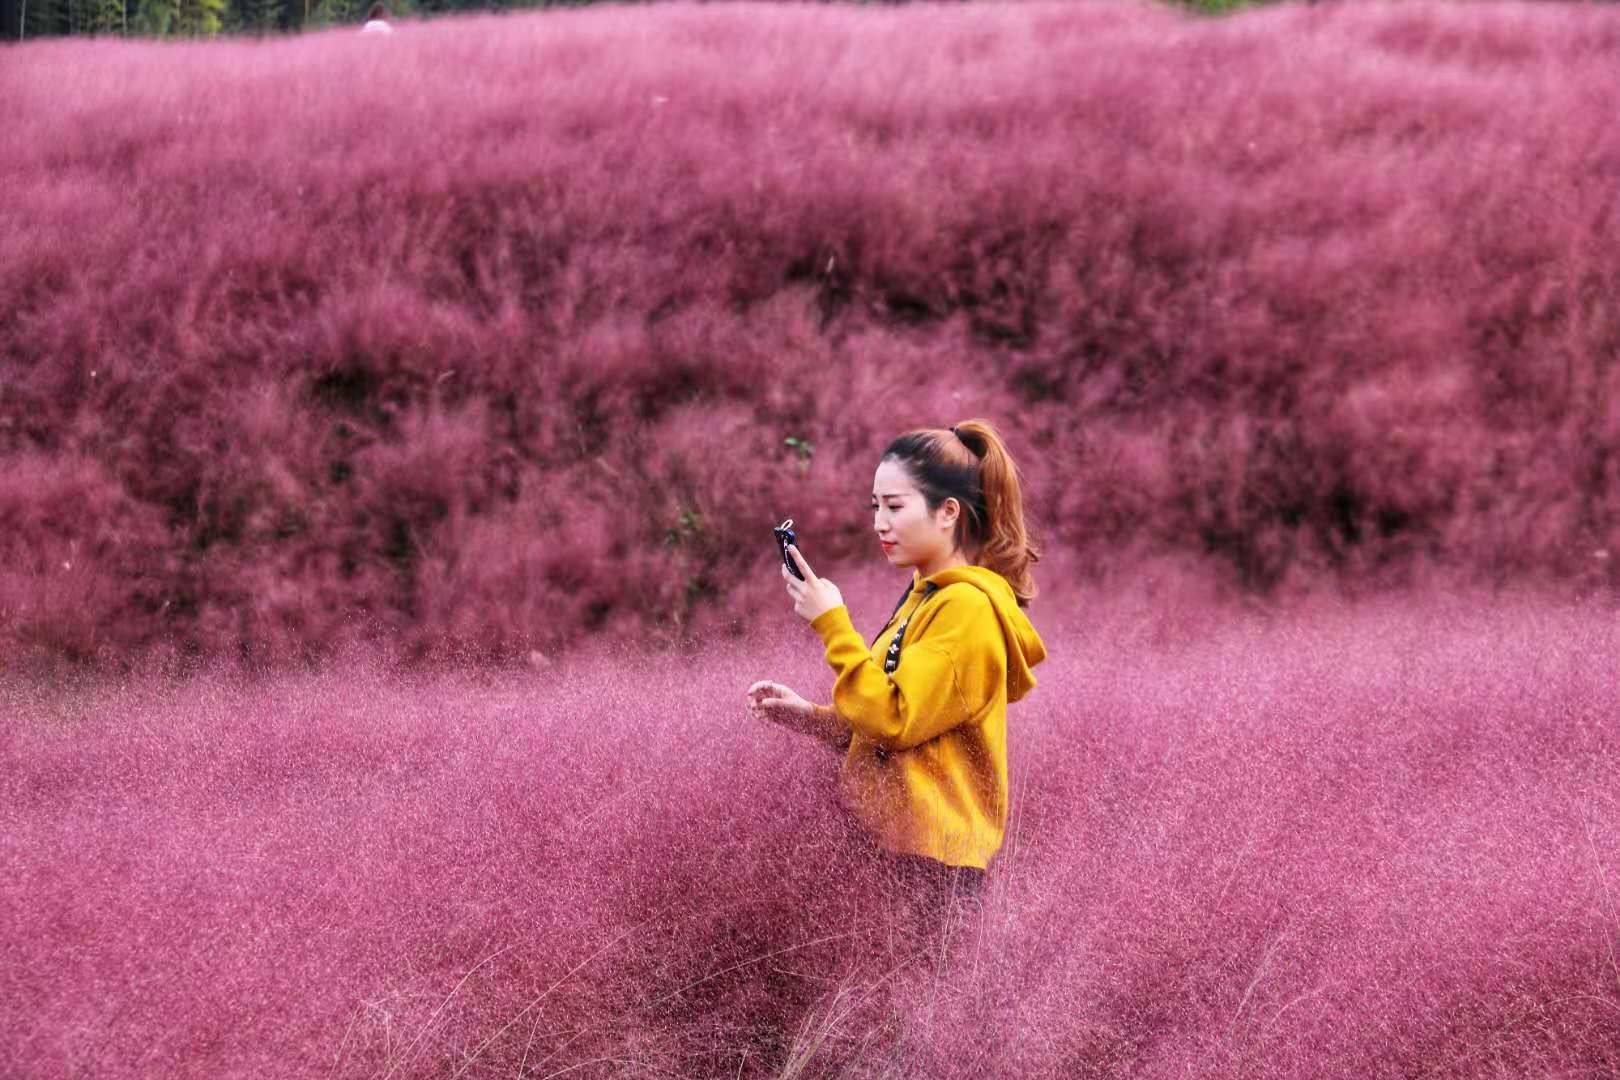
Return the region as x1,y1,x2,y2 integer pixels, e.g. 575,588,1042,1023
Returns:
4,2,1620,669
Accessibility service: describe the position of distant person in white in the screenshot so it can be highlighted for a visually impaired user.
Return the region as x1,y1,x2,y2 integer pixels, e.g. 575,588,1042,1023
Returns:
360,2,392,32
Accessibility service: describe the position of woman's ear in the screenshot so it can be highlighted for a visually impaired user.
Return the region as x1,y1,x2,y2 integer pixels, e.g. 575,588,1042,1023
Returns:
938,497,961,531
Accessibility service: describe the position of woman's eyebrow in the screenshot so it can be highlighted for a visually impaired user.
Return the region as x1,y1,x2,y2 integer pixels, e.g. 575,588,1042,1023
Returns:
871,493,907,499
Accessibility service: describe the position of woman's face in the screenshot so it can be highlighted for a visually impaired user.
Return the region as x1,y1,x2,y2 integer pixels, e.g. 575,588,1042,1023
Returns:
871,458,959,570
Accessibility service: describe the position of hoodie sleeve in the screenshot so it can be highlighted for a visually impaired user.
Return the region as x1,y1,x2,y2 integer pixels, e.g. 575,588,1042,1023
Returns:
809,590,1006,752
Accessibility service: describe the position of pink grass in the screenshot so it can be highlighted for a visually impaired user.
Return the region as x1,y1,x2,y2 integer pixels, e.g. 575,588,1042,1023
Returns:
5,2,1620,668
5,8,1620,1070
4,592,1619,1077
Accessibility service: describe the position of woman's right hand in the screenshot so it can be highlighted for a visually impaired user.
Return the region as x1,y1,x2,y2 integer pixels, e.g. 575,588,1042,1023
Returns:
745,680,814,730
746,681,850,749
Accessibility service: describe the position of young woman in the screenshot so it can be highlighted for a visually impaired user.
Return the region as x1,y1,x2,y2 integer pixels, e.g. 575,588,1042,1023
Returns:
746,419,1047,884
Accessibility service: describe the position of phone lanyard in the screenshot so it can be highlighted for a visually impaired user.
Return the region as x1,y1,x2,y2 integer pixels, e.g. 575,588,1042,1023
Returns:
882,582,938,675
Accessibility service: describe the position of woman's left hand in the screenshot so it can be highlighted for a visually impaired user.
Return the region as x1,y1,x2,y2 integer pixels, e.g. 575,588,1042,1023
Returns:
781,545,844,622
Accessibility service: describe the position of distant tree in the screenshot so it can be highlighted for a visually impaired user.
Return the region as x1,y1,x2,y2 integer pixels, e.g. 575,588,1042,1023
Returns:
231,0,283,33
1181,0,1252,12
304,0,348,28
173,0,224,33
22,0,69,36
132,0,174,32
87,0,125,33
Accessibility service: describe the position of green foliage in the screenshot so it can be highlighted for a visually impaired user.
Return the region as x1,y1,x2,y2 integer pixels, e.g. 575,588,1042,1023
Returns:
1175,0,1256,14
120,0,219,38
5,0,698,38
23,0,71,37
87,0,124,33
230,0,281,33
783,436,815,475
174,0,224,34
132,0,175,34
665,509,706,548
303,0,346,29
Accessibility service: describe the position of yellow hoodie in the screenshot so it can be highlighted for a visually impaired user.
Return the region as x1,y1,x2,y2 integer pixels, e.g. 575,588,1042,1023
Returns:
809,565,1047,869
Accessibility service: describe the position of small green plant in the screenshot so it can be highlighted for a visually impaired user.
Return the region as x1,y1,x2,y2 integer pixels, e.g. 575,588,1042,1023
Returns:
665,508,705,547
1176,0,1254,14
783,436,814,475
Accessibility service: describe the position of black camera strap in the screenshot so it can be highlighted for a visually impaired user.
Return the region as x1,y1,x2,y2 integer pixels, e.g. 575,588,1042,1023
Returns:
873,580,939,675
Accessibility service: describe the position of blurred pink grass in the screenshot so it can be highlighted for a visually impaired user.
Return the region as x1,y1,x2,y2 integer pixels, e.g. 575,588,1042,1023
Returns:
4,588,1619,1077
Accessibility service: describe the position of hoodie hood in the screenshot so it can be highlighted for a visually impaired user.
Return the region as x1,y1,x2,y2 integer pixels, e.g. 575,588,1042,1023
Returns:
913,565,1047,702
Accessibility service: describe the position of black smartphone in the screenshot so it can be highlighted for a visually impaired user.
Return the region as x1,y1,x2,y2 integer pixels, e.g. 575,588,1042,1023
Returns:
774,518,805,581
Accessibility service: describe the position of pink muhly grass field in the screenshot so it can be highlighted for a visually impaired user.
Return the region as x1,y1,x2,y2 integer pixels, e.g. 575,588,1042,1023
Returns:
4,589,1619,1078
6,5,1620,1074
6,1,1620,669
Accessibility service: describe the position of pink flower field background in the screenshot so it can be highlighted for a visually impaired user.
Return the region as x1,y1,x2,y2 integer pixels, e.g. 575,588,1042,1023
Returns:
4,1,1620,1076
6,0,1620,669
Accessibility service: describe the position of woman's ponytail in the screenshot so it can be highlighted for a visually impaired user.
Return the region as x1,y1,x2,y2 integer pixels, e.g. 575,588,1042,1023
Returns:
880,418,1040,606
953,420,1039,606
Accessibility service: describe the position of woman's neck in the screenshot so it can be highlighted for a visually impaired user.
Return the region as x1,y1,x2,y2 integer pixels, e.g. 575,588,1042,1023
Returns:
915,548,971,581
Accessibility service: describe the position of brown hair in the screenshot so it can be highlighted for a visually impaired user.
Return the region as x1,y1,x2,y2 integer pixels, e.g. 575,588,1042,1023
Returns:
880,418,1040,606
367,2,388,19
